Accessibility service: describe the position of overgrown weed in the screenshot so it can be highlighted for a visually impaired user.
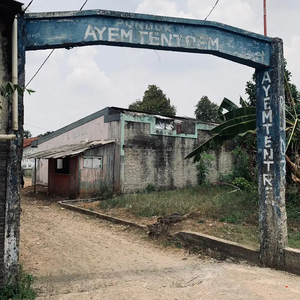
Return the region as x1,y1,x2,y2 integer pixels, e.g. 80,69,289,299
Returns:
0,267,36,300
99,185,258,223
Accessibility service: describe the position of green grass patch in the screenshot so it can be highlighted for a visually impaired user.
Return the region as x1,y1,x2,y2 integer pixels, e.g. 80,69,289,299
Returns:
98,185,300,249
0,267,36,300
99,186,259,223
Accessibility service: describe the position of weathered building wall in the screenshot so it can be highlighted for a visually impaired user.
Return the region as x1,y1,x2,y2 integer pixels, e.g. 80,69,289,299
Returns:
79,143,116,197
122,120,232,193
206,146,234,182
22,146,36,176
38,115,119,151
36,158,48,185
35,112,121,185
123,121,196,192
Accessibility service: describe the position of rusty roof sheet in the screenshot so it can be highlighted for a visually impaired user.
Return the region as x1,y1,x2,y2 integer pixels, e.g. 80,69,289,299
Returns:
27,140,115,159
23,137,39,148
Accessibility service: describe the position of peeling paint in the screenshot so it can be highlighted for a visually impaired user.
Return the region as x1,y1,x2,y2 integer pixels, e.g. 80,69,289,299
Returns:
25,9,272,68
256,38,287,268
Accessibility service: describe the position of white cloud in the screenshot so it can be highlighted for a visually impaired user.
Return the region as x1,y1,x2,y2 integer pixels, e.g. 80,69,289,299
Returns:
66,47,111,92
20,0,300,137
284,35,300,86
136,0,192,18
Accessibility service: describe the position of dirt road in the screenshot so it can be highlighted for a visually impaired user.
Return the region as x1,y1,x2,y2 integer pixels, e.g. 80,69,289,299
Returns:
20,196,300,300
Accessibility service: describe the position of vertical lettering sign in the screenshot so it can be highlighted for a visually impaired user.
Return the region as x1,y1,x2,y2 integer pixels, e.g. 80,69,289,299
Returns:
260,70,274,198
257,68,285,205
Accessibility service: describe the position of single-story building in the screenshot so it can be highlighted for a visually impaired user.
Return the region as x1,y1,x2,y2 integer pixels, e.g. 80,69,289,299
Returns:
28,107,233,198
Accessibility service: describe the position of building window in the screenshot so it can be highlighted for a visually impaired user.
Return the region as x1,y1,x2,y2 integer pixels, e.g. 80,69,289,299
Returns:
83,156,103,169
57,159,63,169
55,157,70,174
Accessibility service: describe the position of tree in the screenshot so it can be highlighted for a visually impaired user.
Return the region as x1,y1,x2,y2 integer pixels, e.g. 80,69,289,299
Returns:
194,96,219,122
245,59,300,106
23,130,32,138
187,98,256,162
187,92,300,191
129,85,176,116
245,73,256,106
37,131,54,138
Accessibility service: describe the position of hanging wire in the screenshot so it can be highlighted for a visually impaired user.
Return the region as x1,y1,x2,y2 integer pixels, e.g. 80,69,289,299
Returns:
79,0,88,11
24,123,51,131
23,0,34,12
154,50,162,63
204,0,220,20
25,0,89,87
26,50,54,87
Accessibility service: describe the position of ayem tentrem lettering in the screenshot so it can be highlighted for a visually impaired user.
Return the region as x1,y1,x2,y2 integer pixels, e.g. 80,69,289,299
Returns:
84,21,219,50
261,71,273,194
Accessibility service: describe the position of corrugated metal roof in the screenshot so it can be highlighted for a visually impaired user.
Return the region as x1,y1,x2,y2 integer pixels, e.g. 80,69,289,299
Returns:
27,140,115,159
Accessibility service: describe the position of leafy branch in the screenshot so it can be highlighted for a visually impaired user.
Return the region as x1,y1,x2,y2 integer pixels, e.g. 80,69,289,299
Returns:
0,82,35,109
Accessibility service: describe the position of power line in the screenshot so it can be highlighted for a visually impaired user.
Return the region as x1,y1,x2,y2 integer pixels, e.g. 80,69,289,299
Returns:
23,0,34,12
26,49,54,87
24,123,51,131
25,0,89,87
205,0,220,21
79,0,88,11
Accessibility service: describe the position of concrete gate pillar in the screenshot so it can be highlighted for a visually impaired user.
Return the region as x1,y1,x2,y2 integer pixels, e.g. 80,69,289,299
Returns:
0,0,23,285
256,38,288,268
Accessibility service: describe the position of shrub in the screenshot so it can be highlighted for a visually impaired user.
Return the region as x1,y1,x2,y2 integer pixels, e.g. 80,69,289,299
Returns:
145,183,156,193
232,177,254,191
196,152,214,185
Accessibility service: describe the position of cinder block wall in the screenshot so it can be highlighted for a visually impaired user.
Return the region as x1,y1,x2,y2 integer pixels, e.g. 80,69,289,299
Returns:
122,121,232,193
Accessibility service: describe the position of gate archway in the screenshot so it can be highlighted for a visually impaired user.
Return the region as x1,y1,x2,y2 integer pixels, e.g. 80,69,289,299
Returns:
2,7,287,282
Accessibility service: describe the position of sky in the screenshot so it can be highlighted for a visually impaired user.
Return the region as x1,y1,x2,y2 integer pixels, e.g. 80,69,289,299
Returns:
21,0,300,136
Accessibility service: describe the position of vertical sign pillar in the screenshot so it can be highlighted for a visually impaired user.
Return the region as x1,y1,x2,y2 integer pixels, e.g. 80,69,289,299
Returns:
256,38,287,268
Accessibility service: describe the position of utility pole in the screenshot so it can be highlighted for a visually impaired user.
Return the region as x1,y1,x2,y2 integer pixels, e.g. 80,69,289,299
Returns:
264,0,267,36
0,0,23,286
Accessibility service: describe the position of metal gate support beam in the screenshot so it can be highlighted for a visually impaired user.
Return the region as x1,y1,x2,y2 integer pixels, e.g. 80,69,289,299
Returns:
20,10,286,269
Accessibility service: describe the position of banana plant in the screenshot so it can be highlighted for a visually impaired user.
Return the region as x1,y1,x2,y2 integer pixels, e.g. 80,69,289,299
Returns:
186,97,300,186
186,98,256,162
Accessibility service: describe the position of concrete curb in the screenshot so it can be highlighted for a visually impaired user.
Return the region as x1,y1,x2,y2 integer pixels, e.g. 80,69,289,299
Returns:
58,200,147,231
174,231,259,264
59,199,300,276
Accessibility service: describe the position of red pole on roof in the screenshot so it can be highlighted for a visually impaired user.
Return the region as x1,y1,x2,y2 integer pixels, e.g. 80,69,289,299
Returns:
263,0,267,36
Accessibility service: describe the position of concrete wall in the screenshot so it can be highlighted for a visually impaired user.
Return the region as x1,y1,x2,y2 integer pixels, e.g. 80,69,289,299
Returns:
206,148,233,182
122,119,232,193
